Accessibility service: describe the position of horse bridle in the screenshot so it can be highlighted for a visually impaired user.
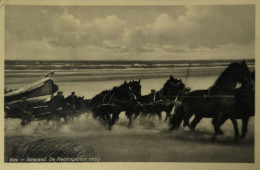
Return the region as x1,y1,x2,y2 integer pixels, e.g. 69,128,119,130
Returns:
168,80,183,88
159,80,184,98
108,86,140,104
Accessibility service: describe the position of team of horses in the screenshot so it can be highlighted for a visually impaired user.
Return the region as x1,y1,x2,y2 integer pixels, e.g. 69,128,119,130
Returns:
52,60,254,141
66,76,187,130
169,61,255,141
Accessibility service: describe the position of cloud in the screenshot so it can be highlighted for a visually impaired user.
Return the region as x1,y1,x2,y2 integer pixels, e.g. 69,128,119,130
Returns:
5,5,255,60
94,15,128,40
102,40,127,49
48,13,128,48
47,6,255,58
6,35,55,60
125,42,254,60
149,13,175,34
48,13,90,48
129,5,254,49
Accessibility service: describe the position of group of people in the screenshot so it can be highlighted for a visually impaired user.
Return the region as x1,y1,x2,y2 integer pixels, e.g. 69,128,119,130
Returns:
49,91,79,121
19,91,79,124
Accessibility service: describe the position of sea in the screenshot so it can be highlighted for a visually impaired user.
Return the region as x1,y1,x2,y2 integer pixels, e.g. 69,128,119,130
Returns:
4,59,255,97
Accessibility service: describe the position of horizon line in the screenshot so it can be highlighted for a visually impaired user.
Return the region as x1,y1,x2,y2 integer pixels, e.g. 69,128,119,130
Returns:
4,58,255,61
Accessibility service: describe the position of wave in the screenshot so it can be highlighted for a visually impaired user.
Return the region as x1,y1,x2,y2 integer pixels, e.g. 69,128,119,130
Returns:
5,59,255,71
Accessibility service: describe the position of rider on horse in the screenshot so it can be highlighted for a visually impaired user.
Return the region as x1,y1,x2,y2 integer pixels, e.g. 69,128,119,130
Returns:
50,91,67,119
150,89,156,103
66,91,78,109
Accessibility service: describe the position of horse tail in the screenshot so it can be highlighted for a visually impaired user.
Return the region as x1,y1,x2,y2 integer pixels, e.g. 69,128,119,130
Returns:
169,104,184,130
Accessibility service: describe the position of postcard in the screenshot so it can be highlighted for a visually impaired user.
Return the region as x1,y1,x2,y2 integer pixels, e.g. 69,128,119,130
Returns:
0,0,259,170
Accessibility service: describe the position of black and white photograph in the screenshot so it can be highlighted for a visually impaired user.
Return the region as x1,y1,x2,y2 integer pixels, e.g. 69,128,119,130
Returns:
2,0,257,166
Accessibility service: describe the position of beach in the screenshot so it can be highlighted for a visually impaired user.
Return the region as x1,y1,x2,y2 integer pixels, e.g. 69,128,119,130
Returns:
4,60,255,162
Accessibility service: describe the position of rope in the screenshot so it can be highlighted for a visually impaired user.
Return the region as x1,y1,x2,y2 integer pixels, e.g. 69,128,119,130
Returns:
183,95,235,98
86,104,121,110
142,100,169,106
170,96,179,115
88,97,133,110
87,85,139,109
102,93,110,104
112,98,132,103
108,93,115,104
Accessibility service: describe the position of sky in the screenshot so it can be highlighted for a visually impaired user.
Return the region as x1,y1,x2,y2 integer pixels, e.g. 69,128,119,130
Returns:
5,5,255,60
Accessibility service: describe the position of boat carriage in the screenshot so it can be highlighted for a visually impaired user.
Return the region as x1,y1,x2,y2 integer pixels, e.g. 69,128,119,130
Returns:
4,72,58,124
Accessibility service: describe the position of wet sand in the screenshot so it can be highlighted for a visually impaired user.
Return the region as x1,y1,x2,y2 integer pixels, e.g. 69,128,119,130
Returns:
5,113,254,162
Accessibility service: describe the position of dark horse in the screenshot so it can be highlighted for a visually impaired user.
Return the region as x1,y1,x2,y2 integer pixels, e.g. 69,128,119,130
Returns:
170,61,252,141
125,79,143,128
85,81,141,130
137,75,189,122
215,70,255,138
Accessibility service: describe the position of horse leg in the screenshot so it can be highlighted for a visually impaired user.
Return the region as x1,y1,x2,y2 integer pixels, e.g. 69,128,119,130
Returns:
190,115,202,132
212,112,223,142
165,113,169,122
150,113,156,121
63,111,70,123
110,112,120,129
157,112,162,121
99,113,107,121
128,117,133,128
147,113,151,120
241,117,249,139
100,111,108,126
212,116,228,135
143,110,150,120
169,105,185,130
165,106,173,122
229,113,239,139
92,110,99,120
183,112,192,128
126,111,133,128
169,113,183,130
55,112,61,123
139,112,145,120
164,108,171,122
106,113,112,130
133,111,140,120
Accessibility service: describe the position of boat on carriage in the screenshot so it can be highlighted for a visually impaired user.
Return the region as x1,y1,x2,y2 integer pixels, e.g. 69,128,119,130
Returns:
4,72,58,124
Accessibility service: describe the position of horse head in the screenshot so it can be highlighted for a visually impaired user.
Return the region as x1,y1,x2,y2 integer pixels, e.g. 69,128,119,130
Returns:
235,60,251,84
210,61,251,95
162,75,185,97
113,81,138,103
75,96,85,110
128,79,142,98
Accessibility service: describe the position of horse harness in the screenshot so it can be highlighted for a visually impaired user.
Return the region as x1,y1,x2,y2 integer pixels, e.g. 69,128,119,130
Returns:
93,86,138,109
